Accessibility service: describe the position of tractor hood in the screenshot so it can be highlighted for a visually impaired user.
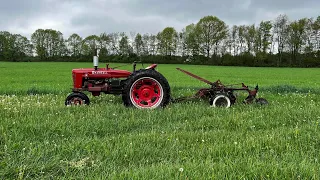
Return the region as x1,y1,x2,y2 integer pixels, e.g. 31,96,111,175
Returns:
72,68,132,88
72,68,132,78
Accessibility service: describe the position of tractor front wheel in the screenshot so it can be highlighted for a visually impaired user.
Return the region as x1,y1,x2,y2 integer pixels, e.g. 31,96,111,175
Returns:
122,69,170,109
65,92,90,106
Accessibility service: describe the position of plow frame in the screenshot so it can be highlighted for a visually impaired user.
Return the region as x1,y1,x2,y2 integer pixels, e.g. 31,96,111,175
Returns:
173,68,267,107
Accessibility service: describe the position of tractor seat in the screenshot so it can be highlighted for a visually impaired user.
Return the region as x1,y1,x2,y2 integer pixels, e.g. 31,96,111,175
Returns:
145,64,157,70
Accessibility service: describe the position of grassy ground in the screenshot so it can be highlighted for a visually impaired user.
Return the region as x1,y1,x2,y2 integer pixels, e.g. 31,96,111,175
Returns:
0,62,320,179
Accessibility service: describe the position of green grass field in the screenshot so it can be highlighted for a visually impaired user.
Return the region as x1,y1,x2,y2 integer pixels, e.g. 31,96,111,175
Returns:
1,62,320,179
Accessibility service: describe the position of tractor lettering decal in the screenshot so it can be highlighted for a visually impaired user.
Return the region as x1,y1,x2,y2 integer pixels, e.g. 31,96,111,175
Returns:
92,71,108,74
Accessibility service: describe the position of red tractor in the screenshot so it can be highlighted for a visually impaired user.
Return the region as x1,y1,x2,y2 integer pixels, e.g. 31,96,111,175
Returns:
65,51,171,109
65,50,268,109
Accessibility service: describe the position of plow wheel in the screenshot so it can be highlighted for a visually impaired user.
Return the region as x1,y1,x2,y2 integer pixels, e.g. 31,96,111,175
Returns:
122,69,170,109
65,92,90,106
256,98,269,105
210,94,231,108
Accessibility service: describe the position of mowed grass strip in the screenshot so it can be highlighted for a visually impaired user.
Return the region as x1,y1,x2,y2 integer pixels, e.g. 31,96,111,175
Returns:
0,62,320,179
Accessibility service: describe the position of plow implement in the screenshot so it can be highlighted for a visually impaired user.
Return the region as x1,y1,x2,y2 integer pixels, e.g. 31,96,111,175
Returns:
172,68,268,108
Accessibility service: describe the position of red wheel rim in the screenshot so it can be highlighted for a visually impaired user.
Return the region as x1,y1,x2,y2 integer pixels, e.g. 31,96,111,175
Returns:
129,77,163,108
70,97,84,105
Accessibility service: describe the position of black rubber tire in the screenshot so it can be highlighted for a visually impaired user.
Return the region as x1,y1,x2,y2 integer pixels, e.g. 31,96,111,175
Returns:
227,91,237,105
122,69,171,109
65,92,90,106
256,98,268,105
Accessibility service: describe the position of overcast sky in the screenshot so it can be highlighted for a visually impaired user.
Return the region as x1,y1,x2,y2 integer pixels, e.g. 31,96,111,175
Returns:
1,0,319,39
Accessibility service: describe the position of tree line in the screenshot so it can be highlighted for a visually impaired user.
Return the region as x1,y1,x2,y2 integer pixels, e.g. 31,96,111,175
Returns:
0,14,320,67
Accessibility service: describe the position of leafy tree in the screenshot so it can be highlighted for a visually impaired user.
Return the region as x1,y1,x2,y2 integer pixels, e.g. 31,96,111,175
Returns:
254,21,273,56
238,25,246,54
243,24,256,54
0,31,11,60
43,29,65,57
99,33,111,57
157,27,178,56
220,37,231,56
254,26,262,54
312,16,320,52
31,29,65,59
141,33,150,55
67,33,82,57
184,23,200,57
133,33,144,56
230,25,239,55
273,14,289,66
0,31,31,61
108,32,120,55
287,18,308,66
176,31,186,57
14,34,31,58
196,16,228,58
149,34,158,56
82,35,100,56
0,32,5,58
119,32,132,55
31,29,47,59
304,18,315,54
260,21,273,53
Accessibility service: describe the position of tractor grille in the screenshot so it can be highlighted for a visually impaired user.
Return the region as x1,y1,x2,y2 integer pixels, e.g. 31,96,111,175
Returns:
72,72,76,87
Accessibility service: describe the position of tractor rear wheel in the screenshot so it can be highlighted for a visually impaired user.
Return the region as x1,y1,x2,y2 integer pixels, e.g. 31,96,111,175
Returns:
210,94,231,108
122,69,170,109
65,92,90,106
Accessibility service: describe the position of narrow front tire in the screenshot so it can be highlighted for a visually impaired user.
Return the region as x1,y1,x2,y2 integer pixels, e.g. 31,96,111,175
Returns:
65,92,90,106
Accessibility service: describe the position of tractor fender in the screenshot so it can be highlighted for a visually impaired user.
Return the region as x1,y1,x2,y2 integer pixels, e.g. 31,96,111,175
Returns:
145,64,157,70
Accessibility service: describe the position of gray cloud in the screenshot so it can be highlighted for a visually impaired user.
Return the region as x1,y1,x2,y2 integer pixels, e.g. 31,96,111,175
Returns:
0,0,319,39
249,0,319,10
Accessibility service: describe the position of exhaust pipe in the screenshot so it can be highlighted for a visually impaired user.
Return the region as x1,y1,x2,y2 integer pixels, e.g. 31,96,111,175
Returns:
93,49,99,70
